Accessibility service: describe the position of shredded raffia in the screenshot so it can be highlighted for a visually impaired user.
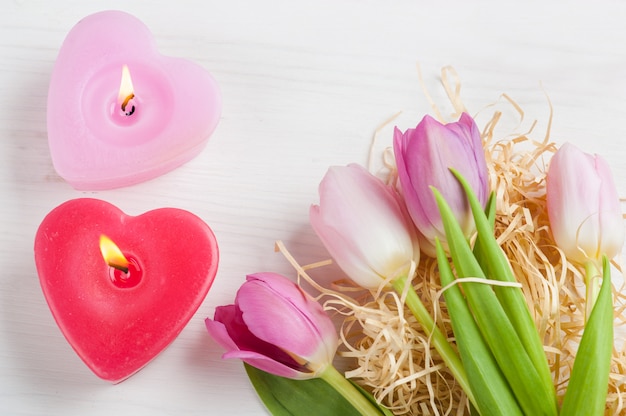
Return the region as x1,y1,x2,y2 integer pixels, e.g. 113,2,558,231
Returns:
277,68,626,415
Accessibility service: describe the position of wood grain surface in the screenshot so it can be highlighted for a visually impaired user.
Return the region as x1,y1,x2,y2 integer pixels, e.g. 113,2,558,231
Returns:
1,1,625,414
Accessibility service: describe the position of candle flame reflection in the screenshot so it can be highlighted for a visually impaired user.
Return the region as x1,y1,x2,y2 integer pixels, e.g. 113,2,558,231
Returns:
99,235,130,273
117,65,135,116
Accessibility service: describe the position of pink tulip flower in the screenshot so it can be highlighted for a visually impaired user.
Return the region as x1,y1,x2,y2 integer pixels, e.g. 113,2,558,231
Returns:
205,272,338,380
546,142,624,265
394,113,489,255
310,164,418,289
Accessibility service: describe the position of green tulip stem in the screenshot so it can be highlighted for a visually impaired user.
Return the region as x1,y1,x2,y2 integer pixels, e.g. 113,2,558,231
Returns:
585,260,601,322
391,275,477,409
319,365,384,416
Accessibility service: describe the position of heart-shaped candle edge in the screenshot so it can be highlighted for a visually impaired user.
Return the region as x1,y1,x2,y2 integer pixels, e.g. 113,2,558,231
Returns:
34,198,220,383
47,11,222,190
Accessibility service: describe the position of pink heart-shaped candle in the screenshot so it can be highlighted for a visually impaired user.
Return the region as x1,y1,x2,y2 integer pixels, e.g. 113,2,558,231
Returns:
47,11,221,190
34,198,219,383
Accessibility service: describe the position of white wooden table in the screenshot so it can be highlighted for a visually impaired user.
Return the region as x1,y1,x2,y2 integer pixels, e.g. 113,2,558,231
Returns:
2,1,625,414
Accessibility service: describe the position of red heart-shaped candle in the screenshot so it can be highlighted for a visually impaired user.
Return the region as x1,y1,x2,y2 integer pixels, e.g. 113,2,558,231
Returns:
34,199,219,383
47,11,221,190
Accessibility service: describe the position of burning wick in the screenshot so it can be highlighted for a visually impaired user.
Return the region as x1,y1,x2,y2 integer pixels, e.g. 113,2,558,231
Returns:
118,64,136,116
99,234,130,273
121,93,135,115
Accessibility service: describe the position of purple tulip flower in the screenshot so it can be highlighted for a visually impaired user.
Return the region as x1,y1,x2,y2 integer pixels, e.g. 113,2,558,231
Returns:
394,113,489,255
205,272,338,379
546,142,624,265
310,164,418,289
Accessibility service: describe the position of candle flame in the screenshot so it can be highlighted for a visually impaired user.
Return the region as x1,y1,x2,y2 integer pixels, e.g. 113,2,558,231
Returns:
99,235,130,273
117,65,135,112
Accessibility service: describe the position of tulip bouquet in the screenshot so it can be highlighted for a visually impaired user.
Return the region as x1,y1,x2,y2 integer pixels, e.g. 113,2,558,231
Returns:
206,75,626,415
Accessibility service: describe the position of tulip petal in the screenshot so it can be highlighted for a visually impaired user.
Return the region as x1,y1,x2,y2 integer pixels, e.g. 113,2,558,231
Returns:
548,144,601,261
547,142,624,264
223,350,303,379
206,273,339,381
596,154,625,259
394,113,488,252
394,124,444,237
238,273,337,366
207,303,313,375
310,205,384,287
205,307,240,352
310,164,416,288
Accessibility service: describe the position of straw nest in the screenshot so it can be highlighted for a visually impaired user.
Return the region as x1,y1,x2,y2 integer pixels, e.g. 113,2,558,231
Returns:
277,67,626,415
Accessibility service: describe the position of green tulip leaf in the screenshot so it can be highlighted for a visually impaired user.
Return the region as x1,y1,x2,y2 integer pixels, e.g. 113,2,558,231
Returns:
244,364,390,416
560,256,613,416
484,191,497,230
452,168,556,399
348,380,395,416
432,185,557,416
436,238,523,416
